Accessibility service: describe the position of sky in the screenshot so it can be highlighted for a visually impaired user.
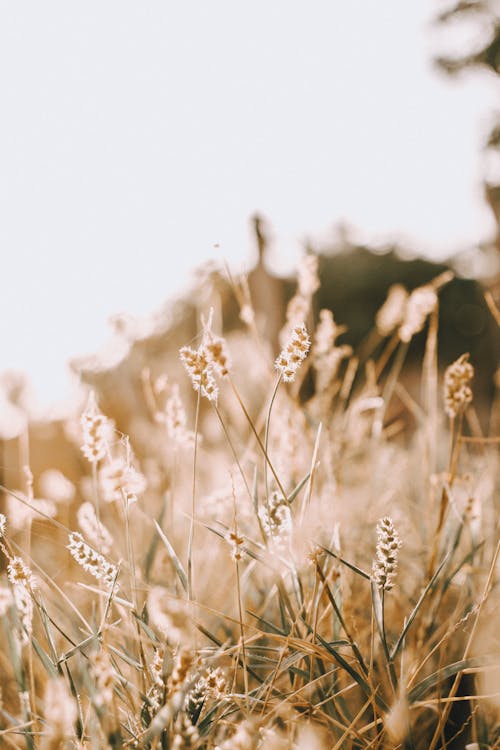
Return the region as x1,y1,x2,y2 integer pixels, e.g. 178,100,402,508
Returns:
0,1,498,407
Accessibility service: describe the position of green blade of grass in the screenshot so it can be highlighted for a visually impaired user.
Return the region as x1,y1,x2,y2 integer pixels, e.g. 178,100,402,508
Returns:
390,552,450,661
144,502,167,582
154,520,188,592
287,471,311,505
408,655,493,703
31,634,58,677
371,580,397,690
320,545,371,580
314,631,388,711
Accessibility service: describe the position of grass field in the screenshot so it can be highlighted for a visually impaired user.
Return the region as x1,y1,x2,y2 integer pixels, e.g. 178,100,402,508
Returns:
0,257,499,749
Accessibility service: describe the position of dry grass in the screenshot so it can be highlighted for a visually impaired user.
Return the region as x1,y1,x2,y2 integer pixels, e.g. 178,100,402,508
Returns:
0,258,499,749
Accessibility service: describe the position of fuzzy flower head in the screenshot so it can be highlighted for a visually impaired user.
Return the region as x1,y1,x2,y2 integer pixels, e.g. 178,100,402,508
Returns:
77,501,113,554
164,383,195,446
398,286,437,343
376,284,409,337
203,330,231,377
43,678,77,746
91,649,115,708
13,584,33,643
226,529,245,562
180,314,231,403
80,392,111,464
7,557,35,589
444,353,474,418
67,532,118,589
313,309,339,358
372,516,402,591
297,253,320,298
38,469,76,504
179,345,218,402
0,512,5,537
275,323,311,382
99,456,146,504
185,666,226,723
258,491,293,550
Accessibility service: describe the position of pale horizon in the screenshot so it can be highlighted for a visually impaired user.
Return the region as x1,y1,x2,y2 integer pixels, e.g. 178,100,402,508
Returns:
1,1,499,407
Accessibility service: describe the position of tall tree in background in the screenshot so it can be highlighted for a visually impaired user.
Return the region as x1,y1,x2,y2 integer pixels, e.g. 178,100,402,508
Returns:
435,0,500,255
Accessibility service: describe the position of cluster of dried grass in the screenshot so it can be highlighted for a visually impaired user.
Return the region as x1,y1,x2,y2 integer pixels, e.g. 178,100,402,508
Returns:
0,257,499,749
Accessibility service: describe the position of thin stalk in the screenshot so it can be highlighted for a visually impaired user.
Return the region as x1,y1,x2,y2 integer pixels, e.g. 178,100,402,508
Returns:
264,374,282,503
187,389,201,601
381,588,398,694
228,377,288,501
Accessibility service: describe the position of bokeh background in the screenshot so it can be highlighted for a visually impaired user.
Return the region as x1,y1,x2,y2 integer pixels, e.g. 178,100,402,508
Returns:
0,0,499,408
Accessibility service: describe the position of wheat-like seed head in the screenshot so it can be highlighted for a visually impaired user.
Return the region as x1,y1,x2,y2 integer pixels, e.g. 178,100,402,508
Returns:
372,516,402,591
180,344,219,402
67,532,118,588
80,391,110,463
444,352,474,418
275,323,310,382
398,285,437,342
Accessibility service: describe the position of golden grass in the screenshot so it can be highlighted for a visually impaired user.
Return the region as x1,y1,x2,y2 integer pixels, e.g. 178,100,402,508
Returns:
0,261,499,749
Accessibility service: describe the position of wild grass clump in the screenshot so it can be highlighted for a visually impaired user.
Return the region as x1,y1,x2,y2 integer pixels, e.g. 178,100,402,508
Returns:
0,257,499,749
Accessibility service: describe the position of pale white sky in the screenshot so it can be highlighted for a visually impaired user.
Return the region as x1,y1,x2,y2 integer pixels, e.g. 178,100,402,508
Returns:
0,1,498,406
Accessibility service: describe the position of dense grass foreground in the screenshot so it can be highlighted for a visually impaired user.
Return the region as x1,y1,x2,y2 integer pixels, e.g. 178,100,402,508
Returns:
0,256,499,749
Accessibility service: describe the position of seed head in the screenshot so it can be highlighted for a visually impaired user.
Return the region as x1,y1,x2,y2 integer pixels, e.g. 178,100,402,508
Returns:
77,502,113,554
180,345,219,402
398,286,437,342
12,584,33,643
204,331,231,377
376,284,408,337
275,323,310,382
226,529,245,562
164,383,195,446
99,456,146,503
297,253,320,298
0,513,5,537
258,492,292,550
372,516,402,591
67,532,118,588
444,353,474,418
41,678,77,749
91,649,115,707
169,647,194,698
80,392,110,464
7,557,35,589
